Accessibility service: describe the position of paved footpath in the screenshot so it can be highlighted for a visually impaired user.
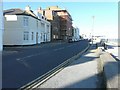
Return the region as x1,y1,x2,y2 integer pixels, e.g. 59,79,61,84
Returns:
106,42,119,60
38,45,102,88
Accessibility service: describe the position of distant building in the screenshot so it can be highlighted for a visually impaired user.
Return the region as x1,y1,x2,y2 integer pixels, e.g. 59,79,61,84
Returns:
37,6,73,41
0,2,3,51
72,27,80,41
3,6,51,46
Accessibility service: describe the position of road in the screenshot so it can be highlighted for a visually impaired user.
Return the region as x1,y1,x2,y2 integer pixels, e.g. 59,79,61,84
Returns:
2,40,89,88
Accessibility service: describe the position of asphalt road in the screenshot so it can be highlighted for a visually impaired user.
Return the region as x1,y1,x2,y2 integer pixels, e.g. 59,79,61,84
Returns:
2,40,89,88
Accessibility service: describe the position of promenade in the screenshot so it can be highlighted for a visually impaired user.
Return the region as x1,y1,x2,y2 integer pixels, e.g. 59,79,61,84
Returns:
106,41,119,61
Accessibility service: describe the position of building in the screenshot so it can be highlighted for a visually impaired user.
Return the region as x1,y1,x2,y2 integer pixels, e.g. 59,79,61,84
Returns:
72,27,80,41
47,6,73,40
0,2,3,51
38,6,73,41
34,9,51,43
3,6,51,46
57,10,73,40
37,7,60,41
46,6,73,41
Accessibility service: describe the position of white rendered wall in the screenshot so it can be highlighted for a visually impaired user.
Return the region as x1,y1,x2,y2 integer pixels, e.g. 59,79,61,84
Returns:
0,2,3,90
0,2,3,51
4,14,51,45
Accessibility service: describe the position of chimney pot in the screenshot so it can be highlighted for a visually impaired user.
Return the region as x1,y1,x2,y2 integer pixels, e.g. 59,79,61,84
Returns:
25,5,31,11
38,7,42,10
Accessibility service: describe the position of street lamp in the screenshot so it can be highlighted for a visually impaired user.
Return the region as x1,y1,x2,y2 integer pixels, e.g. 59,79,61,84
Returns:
91,16,95,44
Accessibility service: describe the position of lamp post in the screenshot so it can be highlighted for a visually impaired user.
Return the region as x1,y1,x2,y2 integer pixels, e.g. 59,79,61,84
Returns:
91,16,95,44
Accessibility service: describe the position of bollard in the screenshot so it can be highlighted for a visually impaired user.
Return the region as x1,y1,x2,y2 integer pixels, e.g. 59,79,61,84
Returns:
96,43,98,49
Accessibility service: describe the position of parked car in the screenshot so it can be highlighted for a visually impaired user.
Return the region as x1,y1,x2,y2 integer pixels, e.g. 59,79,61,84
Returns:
68,39,74,43
100,39,106,46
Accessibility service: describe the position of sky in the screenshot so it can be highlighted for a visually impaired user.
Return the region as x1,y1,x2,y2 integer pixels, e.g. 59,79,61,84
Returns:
3,2,118,39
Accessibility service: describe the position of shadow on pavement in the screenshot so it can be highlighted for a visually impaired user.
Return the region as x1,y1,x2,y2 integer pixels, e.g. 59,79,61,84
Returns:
69,44,99,67
63,73,105,88
63,59,119,88
62,45,119,88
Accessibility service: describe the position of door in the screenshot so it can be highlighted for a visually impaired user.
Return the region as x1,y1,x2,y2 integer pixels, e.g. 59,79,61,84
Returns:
36,32,38,44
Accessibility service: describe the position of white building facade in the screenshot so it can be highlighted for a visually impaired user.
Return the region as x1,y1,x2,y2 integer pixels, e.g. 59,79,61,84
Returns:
3,6,51,46
34,10,51,43
0,2,3,51
72,27,80,41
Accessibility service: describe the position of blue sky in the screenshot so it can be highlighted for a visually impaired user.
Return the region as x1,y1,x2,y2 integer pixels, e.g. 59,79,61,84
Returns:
3,2,118,39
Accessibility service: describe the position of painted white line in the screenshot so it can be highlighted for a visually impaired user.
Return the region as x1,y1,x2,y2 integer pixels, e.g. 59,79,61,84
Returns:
16,52,46,61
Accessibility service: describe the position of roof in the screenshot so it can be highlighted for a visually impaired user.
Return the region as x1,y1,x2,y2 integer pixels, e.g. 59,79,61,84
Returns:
4,8,25,15
3,8,40,20
54,10,73,21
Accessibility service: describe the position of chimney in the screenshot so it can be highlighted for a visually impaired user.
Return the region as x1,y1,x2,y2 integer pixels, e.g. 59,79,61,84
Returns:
25,5,31,11
37,7,43,15
38,7,42,10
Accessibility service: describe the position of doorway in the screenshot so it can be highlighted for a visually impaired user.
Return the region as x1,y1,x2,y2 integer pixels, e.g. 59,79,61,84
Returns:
36,32,38,44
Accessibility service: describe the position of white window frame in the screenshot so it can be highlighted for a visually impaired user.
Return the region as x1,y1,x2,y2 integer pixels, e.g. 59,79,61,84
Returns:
31,32,34,40
23,31,29,40
23,17,29,27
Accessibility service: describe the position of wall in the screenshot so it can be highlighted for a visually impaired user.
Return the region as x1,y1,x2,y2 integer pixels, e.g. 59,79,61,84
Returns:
45,10,53,20
4,12,51,45
0,2,3,51
0,2,2,90
3,30,23,45
4,15,37,45
72,28,80,41
4,15,23,45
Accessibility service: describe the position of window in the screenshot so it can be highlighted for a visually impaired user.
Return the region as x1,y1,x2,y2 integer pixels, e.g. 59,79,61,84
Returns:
53,35,56,39
37,20,38,28
47,25,49,30
23,17,29,26
44,34,46,41
31,32,34,40
23,32,29,40
41,23,45,28
41,33,42,40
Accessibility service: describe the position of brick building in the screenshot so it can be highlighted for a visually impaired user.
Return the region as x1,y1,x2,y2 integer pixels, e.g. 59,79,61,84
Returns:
37,6,73,41
46,6,73,41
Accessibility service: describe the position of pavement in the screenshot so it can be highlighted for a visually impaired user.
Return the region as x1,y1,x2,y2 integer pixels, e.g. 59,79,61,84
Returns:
105,41,119,61
38,44,103,88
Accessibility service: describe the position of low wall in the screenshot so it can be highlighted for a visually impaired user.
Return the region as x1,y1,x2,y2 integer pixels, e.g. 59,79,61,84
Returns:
99,50,118,89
